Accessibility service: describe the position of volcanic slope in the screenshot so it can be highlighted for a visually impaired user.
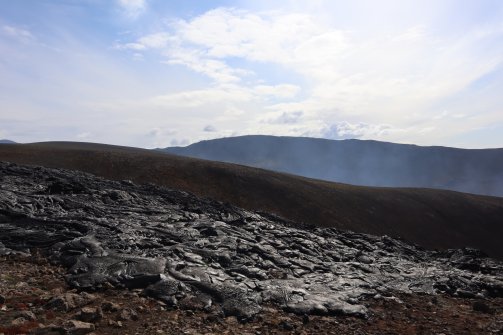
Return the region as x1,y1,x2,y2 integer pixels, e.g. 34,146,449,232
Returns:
1,142,503,259
1,161,503,325
164,135,503,197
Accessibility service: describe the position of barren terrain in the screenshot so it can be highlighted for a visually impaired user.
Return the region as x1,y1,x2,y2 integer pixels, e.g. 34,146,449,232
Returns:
1,142,502,259
0,162,502,334
1,254,502,335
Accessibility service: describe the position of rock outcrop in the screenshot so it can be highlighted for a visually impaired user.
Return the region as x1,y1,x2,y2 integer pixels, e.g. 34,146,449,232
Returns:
0,161,502,321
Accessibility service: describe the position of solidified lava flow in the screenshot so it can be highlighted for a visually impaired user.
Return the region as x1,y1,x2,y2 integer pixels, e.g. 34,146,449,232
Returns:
0,161,502,321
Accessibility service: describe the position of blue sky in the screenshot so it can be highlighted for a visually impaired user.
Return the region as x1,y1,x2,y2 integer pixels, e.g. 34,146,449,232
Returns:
1,0,502,148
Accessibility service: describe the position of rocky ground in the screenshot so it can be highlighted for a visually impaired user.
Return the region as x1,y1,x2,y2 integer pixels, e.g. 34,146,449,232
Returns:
1,254,502,334
1,161,503,334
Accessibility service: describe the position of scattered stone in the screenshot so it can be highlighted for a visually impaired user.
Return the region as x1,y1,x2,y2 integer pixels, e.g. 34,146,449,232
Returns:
118,308,138,321
205,314,221,324
77,306,103,322
64,320,95,335
101,301,120,312
46,293,95,312
11,317,28,326
224,316,239,326
279,320,294,331
16,310,37,321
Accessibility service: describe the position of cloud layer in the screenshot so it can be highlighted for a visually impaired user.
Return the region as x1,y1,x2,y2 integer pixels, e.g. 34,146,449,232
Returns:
1,1,503,148
115,6,503,146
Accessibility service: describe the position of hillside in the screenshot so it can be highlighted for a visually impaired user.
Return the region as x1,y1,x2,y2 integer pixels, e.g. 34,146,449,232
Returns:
0,139,15,144
1,142,503,259
164,135,503,197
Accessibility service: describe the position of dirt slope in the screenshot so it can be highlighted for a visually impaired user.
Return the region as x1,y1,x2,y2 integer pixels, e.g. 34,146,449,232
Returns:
1,142,502,258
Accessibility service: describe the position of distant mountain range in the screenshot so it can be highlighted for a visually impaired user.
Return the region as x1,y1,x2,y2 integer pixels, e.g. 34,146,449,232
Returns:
163,135,503,197
0,139,15,144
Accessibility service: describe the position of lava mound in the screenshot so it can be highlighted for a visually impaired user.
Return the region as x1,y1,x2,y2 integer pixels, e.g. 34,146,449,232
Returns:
0,162,502,321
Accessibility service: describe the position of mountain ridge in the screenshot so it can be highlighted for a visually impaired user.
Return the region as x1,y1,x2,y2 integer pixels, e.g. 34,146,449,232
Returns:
163,135,503,197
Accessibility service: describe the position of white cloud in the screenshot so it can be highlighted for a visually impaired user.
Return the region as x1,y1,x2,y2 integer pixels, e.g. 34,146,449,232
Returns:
262,111,303,124
117,0,146,19
138,32,173,49
164,54,248,84
132,52,144,61
320,122,394,139
122,9,329,85
172,9,323,61
76,132,92,140
115,42,146,50
3,3,503,148
2,25,34,41
112,6,503,146
149,83,300,110
170,138,190,146
145,127,178,147
151,87,253,108
253,84,300,99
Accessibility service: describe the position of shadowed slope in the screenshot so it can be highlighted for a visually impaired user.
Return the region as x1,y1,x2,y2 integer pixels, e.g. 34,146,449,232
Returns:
164,135,503,197
1,141,503,258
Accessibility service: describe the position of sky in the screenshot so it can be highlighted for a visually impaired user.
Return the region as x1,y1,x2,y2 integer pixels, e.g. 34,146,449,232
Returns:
1,0,503,148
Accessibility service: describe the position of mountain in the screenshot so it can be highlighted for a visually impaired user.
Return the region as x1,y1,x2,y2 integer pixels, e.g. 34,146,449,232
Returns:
0,139,15,144
163,135,503,197
1,141,503,259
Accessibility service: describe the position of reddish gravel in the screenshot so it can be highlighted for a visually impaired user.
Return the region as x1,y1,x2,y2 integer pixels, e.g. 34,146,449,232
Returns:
1,254,502,335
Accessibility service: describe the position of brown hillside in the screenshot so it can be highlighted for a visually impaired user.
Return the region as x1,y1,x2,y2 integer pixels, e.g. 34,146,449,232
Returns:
1,142,502,259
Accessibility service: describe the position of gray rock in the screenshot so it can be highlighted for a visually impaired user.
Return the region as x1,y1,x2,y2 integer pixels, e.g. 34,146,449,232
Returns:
46,293,96,312
77,306,103,322
11,317,28,326
118,308,139,321
64,320,95,335
16,310,37,321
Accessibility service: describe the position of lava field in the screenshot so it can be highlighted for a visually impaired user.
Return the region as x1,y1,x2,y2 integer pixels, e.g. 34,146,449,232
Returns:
1,161,502,323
